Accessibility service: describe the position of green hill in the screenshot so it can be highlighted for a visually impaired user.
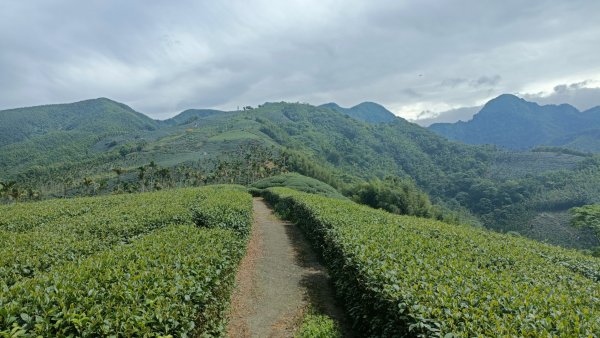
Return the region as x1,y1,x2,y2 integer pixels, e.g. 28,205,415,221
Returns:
0,98,161,175
3,98,600,250
319,101,397,123
0,98,158,147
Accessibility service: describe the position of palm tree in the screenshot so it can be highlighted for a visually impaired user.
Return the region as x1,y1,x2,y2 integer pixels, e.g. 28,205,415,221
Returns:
137,166,146,192
157,168,171,188
25,188,40,201
82,177,95,196
112,167,124,180
8,186,22,203
1,181,16,201
112,167,124,192
148,161,157,190
62,176,73,198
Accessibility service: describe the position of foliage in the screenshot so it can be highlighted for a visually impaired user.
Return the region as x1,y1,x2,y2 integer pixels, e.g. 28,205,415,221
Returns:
0,226,245,337
295,313,341,338
191,185,253,237
319,101,396,123
571,204,600,230
0,98,158,176
251,173,345,199
0,185,253,336
4,98,600,249
571,204,600,254
346,177,433,217
264,188,600,337
0,189,202,286
531,146,593,157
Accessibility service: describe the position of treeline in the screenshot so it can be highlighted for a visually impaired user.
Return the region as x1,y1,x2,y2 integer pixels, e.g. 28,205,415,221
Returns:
1,139,454,226
570,204,600,256
0,141,292,202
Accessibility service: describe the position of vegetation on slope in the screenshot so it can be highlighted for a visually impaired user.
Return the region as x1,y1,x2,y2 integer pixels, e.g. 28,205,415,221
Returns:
571,204,600,255
318,101,397,123
3,98,600,249
345,176,433,218
264,188,600,337
251,173,345,199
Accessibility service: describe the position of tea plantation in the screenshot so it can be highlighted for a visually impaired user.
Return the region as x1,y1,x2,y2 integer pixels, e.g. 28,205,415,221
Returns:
2,185,600,336
263,187,600,337
0,186,252,337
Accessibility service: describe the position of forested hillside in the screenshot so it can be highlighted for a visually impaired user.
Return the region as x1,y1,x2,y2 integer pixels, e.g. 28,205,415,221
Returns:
2,98,600,251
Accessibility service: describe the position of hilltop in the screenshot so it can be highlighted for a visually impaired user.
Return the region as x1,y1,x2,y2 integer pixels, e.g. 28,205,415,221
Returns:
318,101,397,123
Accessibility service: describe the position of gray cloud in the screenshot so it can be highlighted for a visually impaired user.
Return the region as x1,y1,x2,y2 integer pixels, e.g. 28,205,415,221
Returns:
440,78,468,88
412,106,482,127
472,75,502,88
521,80,600,111
1,0,600,119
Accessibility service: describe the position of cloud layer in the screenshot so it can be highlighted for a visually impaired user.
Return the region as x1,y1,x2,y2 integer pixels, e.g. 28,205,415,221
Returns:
1,0,600,119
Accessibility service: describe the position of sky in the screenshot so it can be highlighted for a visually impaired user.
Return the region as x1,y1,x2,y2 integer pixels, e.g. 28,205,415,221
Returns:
1,0,600,121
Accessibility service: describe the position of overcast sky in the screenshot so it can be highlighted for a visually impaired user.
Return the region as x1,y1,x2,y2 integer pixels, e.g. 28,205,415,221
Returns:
1,0,600,120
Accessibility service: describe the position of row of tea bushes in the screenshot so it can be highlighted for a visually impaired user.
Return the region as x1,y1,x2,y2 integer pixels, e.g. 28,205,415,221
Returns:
0,189,201,286
264,187,600,337
0,185,254,336
192,185,253,237
0,225,245,337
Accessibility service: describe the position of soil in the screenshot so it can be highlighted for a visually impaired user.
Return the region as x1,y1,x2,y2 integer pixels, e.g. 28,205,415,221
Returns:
226,197,350,337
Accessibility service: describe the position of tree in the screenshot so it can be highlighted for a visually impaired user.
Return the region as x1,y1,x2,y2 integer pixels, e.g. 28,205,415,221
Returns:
112,167,124,193
348,177,433,218
137,166,146,192
157,168,171,188
1,181,16,201
82,177,95,196
8,185,22,202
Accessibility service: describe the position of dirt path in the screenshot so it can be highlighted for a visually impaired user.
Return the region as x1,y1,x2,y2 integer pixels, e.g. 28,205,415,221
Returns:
227,197,350,337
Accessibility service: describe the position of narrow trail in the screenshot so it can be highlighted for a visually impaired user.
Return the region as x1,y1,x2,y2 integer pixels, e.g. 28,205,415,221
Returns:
226,197,350,337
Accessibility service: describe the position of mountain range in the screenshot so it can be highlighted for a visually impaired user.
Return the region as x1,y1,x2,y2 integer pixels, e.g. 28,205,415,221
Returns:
429,94,600,151
1,96,600,250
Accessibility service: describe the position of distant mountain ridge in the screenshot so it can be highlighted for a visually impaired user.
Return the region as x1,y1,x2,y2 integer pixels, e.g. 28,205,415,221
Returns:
319,101,397,123
429,94,600,151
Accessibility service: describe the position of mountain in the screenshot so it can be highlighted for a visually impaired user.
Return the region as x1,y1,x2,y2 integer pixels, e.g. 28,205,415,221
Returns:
0,98,158,147
429,94,600,151
319,101,397,123
2,98,600,250
0,98,160,174
0,98,486,196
